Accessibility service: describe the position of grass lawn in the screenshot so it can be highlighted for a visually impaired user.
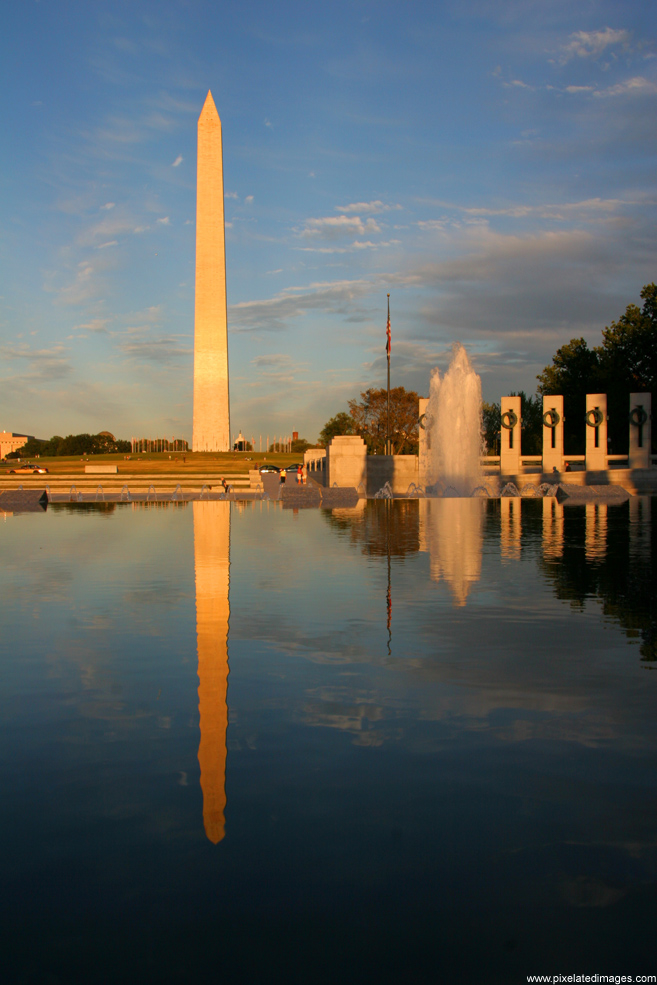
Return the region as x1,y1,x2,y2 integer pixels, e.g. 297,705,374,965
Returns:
2,451,304,476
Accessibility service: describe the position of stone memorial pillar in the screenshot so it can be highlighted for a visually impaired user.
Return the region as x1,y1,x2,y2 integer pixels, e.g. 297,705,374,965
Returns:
542,395,564,473
628,392,651,469
585,394,607,471
327,435,367,489
500,396,521,474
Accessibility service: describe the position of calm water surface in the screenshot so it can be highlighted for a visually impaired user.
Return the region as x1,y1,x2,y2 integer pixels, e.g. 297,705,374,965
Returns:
1,498,656,984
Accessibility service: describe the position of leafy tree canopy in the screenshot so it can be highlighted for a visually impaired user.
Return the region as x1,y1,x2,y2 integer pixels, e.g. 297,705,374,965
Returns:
348,386,421,455
318,412,356,447
11,433,131,458
481,402,501,455
537,283,657,453
320,387,422,454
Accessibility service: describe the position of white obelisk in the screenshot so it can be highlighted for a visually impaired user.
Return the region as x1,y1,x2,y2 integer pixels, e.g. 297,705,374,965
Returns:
193,91,230,452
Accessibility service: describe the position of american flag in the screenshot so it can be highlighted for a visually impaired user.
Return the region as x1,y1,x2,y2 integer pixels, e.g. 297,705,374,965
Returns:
386,307,391,356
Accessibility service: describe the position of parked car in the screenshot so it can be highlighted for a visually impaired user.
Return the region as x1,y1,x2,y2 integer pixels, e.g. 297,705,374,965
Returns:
258,465,281,474
9,464,49,474
283,464,302,474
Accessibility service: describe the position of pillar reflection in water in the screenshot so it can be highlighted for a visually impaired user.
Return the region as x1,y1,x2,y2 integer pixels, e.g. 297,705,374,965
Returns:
419,499,483,606
193,500,230,844
629,496,651,559
542,497,564,561
585,502,608,562
500,497,522,561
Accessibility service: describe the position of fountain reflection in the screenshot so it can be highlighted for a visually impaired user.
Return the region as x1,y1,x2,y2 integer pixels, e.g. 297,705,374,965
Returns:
193,500,230,844
419,499,484,605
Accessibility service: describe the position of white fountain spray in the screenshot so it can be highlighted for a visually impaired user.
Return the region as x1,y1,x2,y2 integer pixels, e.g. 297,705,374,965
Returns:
424,343,483,496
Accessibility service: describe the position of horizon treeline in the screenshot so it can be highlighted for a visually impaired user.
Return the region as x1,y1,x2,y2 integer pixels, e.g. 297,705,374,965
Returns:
9,433,131,458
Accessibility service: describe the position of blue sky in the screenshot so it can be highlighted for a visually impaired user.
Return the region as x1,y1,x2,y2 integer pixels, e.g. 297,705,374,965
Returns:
1,0,655,444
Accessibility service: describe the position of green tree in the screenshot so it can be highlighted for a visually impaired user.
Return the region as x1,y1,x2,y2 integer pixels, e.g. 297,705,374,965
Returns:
482,402,501,454
513,391,543,455
348,386,421,455
318,412,356,447
12,432,131,457
537,284,657,453
598,283,657,392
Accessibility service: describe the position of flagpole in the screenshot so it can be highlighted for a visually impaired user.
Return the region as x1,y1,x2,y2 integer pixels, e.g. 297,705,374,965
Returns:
386,293,391,455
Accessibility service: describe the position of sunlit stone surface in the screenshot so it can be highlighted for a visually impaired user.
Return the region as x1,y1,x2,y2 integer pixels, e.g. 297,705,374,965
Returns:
193,91,230,452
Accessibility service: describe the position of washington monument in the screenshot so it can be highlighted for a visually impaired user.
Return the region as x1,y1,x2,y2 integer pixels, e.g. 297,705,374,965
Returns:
193,91,230,452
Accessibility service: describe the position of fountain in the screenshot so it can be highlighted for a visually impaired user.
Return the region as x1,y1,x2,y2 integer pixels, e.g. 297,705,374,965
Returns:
374,481,394,500
423,343,483,497
419,345,556,500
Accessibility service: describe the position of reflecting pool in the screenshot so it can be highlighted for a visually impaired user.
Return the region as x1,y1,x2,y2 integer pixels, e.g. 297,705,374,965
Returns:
1,498,656,984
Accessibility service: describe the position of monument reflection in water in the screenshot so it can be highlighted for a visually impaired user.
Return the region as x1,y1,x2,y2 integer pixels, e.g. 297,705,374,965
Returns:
193,501,230,844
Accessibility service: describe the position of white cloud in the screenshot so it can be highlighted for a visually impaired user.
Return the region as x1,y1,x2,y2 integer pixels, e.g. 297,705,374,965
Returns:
0,343,73,382
55,261,100,306
565,85,595,94
297,238,398,254
418,198,631,223
229,277,378,331
335,201,401,214
245,195,254,205
74,319,110,335
264,119,273,129
97,240,118,249
171,155,183,167
225,191,239,199
561,27,630,62
77,212,148,246
503,79,533,90
118,336,191,363
299,215,382,240
418,220,449,231
157,216,170,225
101,202,115,210
593,76,657,97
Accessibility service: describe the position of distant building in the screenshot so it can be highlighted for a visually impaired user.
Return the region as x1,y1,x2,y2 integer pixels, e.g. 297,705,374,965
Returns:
0,431,33,459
